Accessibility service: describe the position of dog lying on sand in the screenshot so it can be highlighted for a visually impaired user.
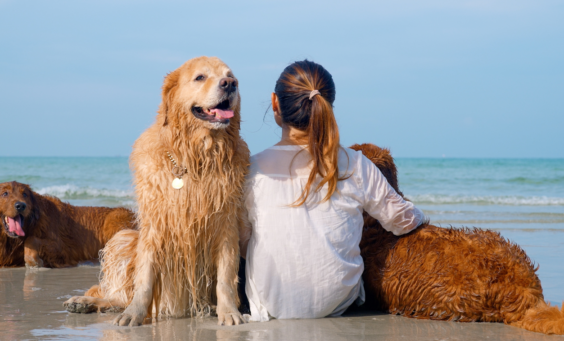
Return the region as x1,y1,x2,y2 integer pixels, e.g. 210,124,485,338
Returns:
64,56,249,326
353,143,564,335
0,181,136,268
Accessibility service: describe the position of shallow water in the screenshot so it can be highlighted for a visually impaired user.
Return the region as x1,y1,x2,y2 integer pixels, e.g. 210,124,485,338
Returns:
1,266,562,341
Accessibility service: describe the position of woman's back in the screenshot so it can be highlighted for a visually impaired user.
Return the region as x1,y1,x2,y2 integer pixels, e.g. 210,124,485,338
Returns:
242,59,423,322
245,145,423,321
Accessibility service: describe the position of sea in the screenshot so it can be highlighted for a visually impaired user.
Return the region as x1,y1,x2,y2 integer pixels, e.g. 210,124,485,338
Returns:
1,157,563,303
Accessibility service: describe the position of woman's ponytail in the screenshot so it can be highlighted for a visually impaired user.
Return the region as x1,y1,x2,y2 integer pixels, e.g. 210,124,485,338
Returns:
274,60,344,206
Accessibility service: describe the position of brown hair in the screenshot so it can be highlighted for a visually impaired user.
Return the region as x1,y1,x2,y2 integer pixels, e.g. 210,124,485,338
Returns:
275,60,345,206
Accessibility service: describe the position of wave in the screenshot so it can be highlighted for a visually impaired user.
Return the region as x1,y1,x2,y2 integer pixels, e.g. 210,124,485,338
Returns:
32,186,564,207
432,219,564,225
411,194,564,206
36,184,134,201
423,210,564,218
506,176,564,185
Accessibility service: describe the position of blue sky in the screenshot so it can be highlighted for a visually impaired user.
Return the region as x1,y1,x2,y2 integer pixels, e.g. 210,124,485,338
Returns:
0,0,562,157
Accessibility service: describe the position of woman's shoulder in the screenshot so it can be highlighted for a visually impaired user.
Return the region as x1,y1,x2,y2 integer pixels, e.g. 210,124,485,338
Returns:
338,146,364,172
249,148,270,164
251,145,308,169
251,144,304,160
339,146,361,157
248,145,293,180
250,145,283,167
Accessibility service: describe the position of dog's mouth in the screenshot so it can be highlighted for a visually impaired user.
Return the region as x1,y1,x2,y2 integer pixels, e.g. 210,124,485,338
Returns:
2,214,25,238
191,99,234,124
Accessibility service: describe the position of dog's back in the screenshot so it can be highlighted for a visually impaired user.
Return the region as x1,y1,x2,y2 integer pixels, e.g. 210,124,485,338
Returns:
27,193,136,267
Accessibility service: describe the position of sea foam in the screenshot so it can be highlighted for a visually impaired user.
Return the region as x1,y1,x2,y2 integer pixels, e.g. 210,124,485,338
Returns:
36,184,134,200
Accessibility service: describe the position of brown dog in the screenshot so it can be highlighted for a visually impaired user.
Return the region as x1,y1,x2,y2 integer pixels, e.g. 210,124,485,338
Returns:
64,56,249,327
353,143,564,335
0,181,136,268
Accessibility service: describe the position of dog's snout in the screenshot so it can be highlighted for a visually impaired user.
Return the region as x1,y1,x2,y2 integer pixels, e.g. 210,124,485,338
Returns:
15,201,26,212
219,78,237,93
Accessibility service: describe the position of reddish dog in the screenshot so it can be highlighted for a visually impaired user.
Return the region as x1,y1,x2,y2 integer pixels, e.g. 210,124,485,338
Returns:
354,143,564,335
0,181,136,268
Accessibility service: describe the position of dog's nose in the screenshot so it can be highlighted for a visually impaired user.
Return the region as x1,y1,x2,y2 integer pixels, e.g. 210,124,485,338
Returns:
15,201,26,212
219,78,237,93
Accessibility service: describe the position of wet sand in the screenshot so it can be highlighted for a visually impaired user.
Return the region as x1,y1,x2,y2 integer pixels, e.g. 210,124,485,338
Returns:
1,229,563,340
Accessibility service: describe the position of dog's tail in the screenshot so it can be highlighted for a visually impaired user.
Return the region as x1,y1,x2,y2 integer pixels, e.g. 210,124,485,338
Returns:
510,301,564,335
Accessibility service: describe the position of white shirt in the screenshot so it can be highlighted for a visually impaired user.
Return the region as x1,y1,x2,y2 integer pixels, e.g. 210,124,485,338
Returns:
244,145,425,321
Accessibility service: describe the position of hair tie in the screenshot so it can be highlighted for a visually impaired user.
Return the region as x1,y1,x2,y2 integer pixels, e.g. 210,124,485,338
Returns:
309,90,320,100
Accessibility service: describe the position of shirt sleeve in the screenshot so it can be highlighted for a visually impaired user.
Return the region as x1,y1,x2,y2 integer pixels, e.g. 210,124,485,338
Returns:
359,154,425,236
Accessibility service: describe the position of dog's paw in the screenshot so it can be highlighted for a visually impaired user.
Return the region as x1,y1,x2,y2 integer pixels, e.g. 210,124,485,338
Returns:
217,307,245,326
64,296,97,314
24,256,44,268
113,305,147,327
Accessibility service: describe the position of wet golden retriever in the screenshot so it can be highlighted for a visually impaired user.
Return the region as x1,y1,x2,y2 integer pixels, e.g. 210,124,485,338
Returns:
65,57,250,326
0,181,135,268
354,143,564,335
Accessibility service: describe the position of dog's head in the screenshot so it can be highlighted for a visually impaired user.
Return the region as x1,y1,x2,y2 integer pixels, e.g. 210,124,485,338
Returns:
0,181,38,239
159,56,241,132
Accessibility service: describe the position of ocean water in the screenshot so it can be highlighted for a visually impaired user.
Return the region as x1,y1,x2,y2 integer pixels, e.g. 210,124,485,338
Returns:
0,157,134,208
396,158,564,230
0,156,563,302
1,157,562,226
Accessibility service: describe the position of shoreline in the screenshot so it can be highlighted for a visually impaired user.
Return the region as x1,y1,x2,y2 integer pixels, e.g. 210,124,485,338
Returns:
0,266,559,341
2,226,563,340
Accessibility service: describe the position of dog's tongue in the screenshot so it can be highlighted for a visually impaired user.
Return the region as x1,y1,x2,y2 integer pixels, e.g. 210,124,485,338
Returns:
7,216,24,237
210,108,234,119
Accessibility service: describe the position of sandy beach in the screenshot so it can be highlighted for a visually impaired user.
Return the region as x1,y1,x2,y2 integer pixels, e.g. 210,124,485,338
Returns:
1,228,563,341
0,265,558,341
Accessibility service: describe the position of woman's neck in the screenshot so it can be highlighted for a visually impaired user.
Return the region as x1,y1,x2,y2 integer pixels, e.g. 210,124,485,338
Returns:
276,124,308,146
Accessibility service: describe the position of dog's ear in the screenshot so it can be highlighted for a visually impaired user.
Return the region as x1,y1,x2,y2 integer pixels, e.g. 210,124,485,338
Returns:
161,69,181,127
29,190,41,225
350,143,403,197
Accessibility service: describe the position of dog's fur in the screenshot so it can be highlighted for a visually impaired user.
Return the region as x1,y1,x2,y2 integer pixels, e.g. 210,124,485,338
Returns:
0,181,135,268
352,143,564,335
65,57,250,327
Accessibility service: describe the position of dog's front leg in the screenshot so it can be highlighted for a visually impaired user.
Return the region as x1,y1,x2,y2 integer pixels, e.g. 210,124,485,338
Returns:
216,238,244,326
24,237,44,267
113,250,154,327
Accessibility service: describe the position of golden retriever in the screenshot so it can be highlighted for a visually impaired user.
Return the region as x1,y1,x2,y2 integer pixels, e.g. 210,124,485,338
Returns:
353,143,564,335
0,181,135,268
64,56,249,326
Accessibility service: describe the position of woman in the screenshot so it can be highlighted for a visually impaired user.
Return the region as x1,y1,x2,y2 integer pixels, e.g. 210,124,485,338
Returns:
240,60,425,322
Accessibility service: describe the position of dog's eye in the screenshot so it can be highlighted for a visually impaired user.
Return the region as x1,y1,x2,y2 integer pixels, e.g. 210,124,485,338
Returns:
23,193,28,198
1,192,7,197
195,75,205,81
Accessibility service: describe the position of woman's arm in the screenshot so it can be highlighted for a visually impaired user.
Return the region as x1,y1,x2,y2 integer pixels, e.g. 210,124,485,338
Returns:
360,155,425,235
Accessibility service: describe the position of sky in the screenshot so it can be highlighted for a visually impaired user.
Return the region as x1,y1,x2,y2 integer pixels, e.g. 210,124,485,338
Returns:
0,0,562,158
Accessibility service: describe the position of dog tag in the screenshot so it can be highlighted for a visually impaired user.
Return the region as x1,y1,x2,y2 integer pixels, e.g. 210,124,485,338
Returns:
172,178,184,189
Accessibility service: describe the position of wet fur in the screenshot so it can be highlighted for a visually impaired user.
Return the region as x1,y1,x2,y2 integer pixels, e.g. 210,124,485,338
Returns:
352,143,564,335
65,57,249,325
0,181,135,268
